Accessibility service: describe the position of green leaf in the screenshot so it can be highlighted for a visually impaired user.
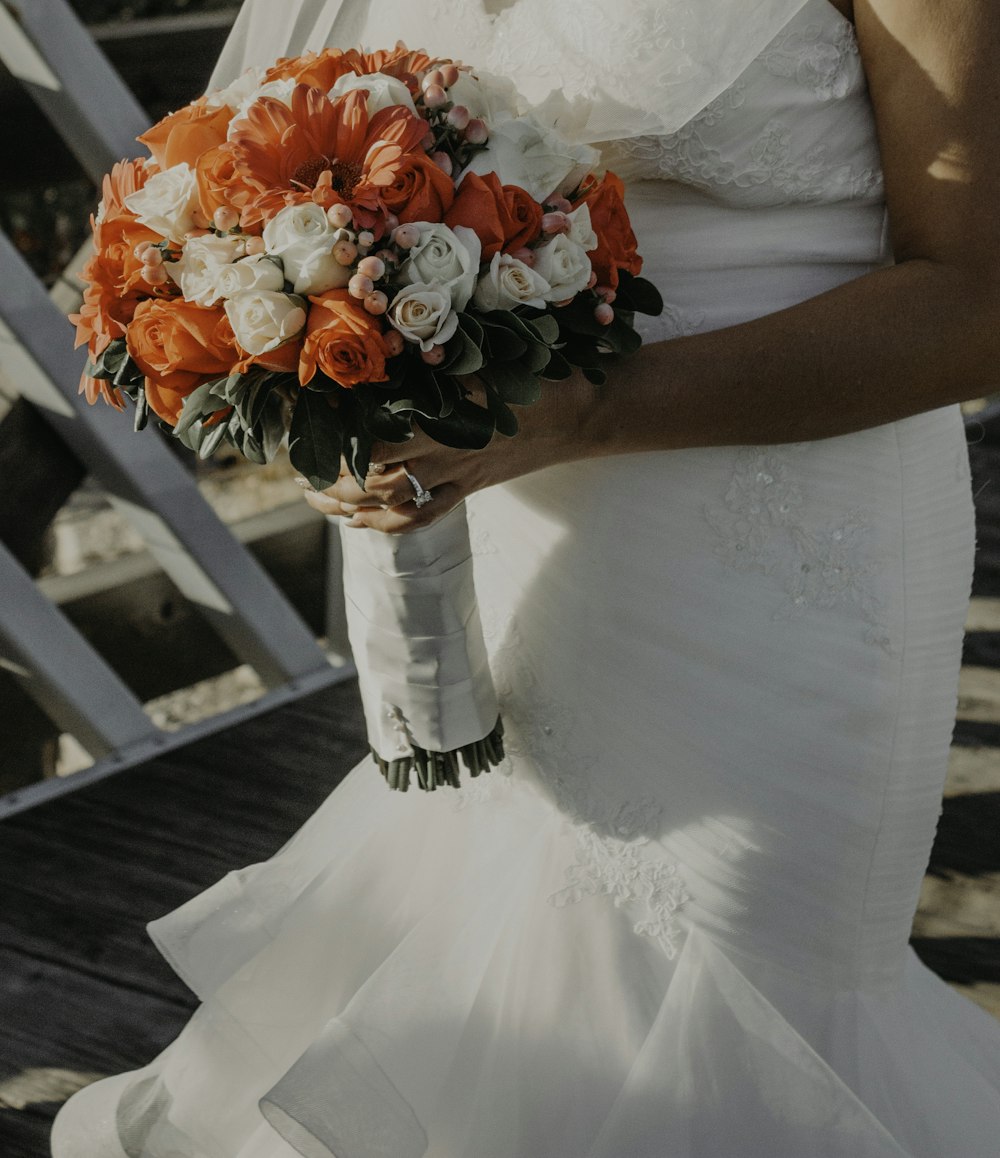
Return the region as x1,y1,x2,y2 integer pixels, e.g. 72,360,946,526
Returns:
483,384,519,437
616,271,664,316
481,361,542,406
582,364,607,386
198,418,229,460
258,392,287,463
361,404,413,443
443,323,485,377
517,338,551,375
541,351,573,381
87,337,128,380
133,384,150,432
175,380,230,438
287,388,345,491
479,320,527,362
522,313,559,345
418,395,495,449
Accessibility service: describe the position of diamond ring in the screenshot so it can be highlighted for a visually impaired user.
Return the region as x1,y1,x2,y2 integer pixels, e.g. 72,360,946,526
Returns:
367,461,386,476
402,464,434,508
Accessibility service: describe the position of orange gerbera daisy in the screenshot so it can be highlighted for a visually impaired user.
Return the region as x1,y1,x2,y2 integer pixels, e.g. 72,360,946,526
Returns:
263,45,443,93
229,85,429,230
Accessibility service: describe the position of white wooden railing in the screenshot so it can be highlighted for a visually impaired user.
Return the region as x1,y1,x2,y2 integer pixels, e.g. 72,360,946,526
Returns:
0,0,353,817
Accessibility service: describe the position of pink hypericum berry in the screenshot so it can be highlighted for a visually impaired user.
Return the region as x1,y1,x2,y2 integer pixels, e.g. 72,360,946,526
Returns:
364,291,389,315
541,211,570,235
392,224,421,250
422,68,446,90
191,208,211,229
245,236,266,256
509,247,536,268
141,246,163,267
421,129,436,151
383,212,400,232
333,239,359,265
553,297,575,308
349,274,375,300
440,64,460,87
144,264,168,286
587,271,599,289
357,256,385,280
546,196,573,214
464,118,488,145
594,302,615,325
327,203,353,229
423,84,448,109
446,104,470,131
421,344,447,365
375,248,399,267
385,330,405,357
357,230,375,250
213,206,239,232
133,240,152,260
597,286,616,304
430,150,453,176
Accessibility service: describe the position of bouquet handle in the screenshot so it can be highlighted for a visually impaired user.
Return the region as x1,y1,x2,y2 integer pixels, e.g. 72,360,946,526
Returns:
338,502,504,791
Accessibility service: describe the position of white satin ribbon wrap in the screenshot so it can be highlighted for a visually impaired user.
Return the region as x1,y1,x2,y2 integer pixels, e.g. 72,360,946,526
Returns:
208,0,812,142
339,503,499,762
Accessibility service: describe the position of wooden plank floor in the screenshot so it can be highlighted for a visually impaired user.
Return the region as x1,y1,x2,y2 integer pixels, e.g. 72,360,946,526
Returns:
0,680,369,1158
2,428,999,1157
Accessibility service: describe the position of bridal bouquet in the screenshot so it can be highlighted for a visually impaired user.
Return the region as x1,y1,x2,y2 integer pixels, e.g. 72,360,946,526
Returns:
72,44,662,790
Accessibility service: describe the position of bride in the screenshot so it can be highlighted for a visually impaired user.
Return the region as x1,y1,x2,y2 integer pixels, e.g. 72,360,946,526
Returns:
52,1,1000,1155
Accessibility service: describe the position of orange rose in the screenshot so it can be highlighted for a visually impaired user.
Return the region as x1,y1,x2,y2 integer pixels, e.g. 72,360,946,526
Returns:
139,101,234,170
264,47,356,90
383,153,456,224
299,290,391,388
573,171,641,290
127,299,237,425
195,142,255,224
445,171,506,260
499,183,543,253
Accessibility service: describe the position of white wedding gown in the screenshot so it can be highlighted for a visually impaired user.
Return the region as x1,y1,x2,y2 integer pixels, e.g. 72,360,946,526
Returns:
51,3,1000,1155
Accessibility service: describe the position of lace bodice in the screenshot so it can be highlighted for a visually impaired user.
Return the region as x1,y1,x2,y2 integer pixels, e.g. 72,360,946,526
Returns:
599,0,883,209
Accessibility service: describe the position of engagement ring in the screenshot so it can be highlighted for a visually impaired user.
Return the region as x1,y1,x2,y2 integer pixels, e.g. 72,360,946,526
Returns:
367,461,386,476
402,464,434,508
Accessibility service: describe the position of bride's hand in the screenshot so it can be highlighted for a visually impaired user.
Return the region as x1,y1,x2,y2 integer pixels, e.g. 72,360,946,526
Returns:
300,372,599,533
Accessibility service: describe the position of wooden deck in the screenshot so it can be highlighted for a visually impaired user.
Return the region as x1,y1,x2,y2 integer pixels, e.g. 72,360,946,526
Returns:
2,426,1000,1157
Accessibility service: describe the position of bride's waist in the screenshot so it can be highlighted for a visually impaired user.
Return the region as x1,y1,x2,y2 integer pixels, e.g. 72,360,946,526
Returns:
624,182,890,334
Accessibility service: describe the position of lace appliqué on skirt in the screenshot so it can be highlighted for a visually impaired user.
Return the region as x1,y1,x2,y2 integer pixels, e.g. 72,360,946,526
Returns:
465,515,691,959
705,446,891,650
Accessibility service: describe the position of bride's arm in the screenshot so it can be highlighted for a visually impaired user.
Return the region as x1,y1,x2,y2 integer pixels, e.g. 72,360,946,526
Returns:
305,0,1000,530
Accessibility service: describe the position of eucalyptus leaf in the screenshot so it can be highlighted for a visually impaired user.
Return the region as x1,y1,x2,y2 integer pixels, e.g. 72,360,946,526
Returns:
583,365,608,386
288,388,345,491
133,385,149,432
541,351,573,381
483,385,519,437
616,271,664,316
517,339,551,375
419,395,495,449
479,321,527,362
481,361,542,406
444,324,485,377
522,313,559,345
259,391,288,462
175,380,229,438
198,418,229,460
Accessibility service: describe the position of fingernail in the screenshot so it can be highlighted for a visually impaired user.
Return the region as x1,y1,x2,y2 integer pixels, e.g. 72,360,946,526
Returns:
293,476,316,492
342,503,358,513
347,515,366,528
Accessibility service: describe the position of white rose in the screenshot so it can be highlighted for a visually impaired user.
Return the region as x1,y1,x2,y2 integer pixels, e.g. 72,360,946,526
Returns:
447,70,519,121
328,71,416,115
460,113,600,203
229,77,297,132
166,233,243,305
123,162,199,243
400,223,481,312
473,252,551,312
533,235,593,302
566,203,598,252
205,66,265,111
212,254,286,300
225,291,307,356
388,283,458,351
263,203,351,295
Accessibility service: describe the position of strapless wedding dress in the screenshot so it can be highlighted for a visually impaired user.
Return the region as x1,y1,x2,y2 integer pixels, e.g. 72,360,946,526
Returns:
51,3,1000,1155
